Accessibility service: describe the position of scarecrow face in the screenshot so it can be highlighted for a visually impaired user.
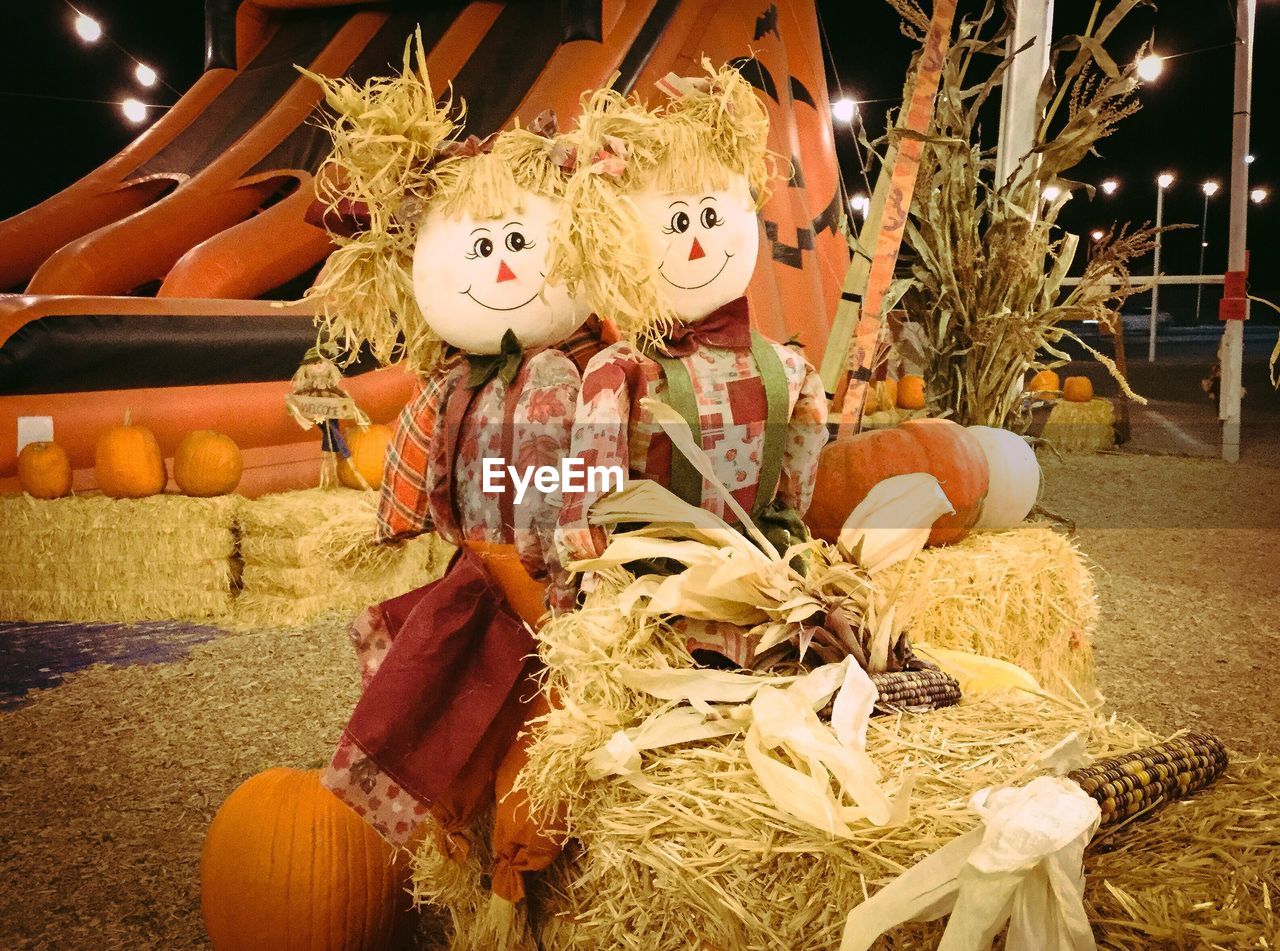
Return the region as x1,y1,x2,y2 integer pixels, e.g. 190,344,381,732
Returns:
412,192,587,354
632,175,759,323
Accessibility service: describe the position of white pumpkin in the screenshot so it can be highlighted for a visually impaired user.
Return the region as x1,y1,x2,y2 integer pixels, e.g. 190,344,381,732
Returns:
968,426,1040,529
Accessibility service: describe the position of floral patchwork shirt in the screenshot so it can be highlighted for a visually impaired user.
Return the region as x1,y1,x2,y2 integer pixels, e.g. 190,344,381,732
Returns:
555,320,829,564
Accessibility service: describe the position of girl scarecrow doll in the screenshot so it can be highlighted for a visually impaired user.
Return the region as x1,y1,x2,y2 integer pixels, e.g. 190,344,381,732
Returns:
300,43,598,875
556,62,830,621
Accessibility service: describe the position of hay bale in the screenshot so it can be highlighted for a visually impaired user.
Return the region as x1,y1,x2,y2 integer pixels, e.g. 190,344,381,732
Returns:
1042,398,1116,452
459,590,1275,951
0,494,237,622
880,527,1097,695
234,488,454,628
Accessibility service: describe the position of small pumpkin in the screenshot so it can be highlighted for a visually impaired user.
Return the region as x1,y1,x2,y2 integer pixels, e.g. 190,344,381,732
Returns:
1028,369,1061,395
968,426,1040,530
201,768,406,951
807,418,990,546
95,411,167,498
17,441,72,499
862,379,899,416
175,430,243,497
896,375,927,410
1063,376,1094,402
339,424,393,490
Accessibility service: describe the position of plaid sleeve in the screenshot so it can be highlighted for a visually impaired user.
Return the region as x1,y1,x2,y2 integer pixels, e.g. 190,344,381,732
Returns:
375,372,450,543
776,349,830,516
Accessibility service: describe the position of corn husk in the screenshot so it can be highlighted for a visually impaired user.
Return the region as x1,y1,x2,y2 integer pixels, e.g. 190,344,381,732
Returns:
837,473,955,574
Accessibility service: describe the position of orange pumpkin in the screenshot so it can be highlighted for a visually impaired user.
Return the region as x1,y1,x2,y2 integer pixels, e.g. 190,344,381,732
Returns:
807,418,990,546
174,430,243,497
1063,376,1094,402
862,379,899,416
896,375,927,410
1028,369,1061,394
17,441,73,499
201,768,407,951
339,424,393,490
95,412,167,498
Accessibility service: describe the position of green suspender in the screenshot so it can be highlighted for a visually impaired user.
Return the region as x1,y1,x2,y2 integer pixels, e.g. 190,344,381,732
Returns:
749,331,789,513
649,352,704,507
652,332,789,512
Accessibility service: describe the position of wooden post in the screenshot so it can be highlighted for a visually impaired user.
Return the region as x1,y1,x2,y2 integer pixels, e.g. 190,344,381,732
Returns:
835,0,958,438
1219,0,1254,463
995,0,1054,186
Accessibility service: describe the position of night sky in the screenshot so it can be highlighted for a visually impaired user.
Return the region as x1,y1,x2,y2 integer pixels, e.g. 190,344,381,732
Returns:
3,0,1276,317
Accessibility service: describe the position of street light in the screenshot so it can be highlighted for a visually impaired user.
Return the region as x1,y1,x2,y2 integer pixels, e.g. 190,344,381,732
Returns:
1150,173,1175,361
1090,229,1105,241
1196,181,1222,322
1100,179,1119,196
1137,54,1164,82
832,98,858,124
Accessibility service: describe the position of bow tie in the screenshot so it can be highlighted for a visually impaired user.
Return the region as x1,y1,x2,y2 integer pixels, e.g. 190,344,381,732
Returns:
653,297,752,358
466,329,525,389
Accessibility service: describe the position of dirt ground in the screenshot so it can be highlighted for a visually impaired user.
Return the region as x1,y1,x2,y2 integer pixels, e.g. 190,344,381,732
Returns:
1040,452,1280,755
0,451,1277,948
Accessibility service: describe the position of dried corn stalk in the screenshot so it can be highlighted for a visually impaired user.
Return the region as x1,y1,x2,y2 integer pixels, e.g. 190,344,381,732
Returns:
872,0,1159,428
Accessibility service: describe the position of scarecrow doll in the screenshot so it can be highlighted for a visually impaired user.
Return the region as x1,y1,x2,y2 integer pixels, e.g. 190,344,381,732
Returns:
556,62,830,599
300,43,596,876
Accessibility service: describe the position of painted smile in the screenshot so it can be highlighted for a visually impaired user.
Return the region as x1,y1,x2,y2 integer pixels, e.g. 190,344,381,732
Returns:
463,288,540,311
659,252,732,290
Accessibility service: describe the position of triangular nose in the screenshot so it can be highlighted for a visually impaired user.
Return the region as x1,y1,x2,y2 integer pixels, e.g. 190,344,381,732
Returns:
496,260,517,283
688,237,706,261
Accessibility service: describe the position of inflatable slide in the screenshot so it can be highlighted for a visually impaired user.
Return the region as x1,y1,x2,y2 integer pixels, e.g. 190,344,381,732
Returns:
0,0,846,495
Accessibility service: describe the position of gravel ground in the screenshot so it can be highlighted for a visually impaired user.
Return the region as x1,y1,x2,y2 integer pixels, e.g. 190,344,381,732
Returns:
1040,452,1280,754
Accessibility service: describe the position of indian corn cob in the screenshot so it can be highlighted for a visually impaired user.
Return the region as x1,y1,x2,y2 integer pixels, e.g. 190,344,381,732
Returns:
1068,731,1228,826
869,668,962,714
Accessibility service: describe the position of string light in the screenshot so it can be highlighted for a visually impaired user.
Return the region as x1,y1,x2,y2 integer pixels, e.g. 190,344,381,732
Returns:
1100,179,1119,196
1136,54,1164,82
849,193,869,215
1090,229,1104,241
1042,184,1062,201
121,98,147,123
135,63,158,87
832,98,858,124
73,12,102,43
1252,187,1269,205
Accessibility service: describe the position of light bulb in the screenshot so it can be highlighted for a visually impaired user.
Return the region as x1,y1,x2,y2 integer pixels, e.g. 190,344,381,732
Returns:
832,98,858,124
121,98,147,123
74,13,102,42
135,64,158,87
1137,54,1164,82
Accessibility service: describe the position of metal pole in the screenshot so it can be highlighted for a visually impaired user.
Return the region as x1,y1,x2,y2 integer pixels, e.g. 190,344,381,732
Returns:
1220,0,1254,462
1195,193,1209,323
1149,185,1163,362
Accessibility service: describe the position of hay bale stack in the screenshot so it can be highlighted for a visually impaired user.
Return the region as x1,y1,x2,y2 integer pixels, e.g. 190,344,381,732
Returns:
0,494,237,621
881,526,1097,694
235,488,453,627
1042,398,1116,452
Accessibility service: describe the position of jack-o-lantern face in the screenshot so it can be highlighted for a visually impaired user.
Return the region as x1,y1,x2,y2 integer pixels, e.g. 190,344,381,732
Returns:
412,191,588,354
631,175,759,323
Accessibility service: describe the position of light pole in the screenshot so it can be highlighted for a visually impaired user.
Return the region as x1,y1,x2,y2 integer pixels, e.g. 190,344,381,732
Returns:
1150,172,1174,362
1196,180,1220,323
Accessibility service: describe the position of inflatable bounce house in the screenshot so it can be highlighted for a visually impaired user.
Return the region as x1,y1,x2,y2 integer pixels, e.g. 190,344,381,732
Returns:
0,0,847,496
